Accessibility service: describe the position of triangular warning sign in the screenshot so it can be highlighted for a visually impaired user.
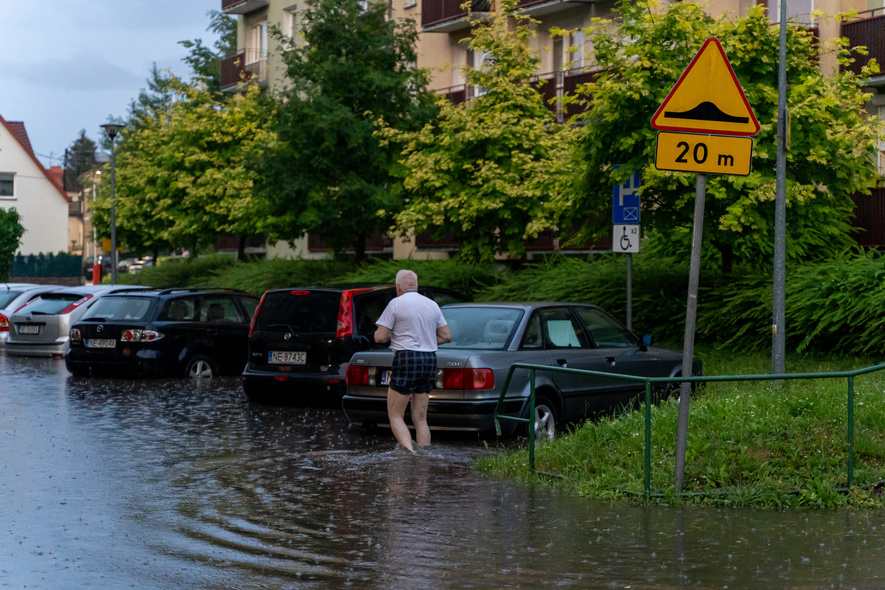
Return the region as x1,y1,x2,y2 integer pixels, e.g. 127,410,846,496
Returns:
651,37,760,137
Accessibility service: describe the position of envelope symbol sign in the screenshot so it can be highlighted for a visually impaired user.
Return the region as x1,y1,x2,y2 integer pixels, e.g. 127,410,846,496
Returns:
622,207,639,222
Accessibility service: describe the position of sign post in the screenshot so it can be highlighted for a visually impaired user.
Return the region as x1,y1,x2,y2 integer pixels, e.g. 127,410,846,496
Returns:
651,37,759,493
613,169,641,330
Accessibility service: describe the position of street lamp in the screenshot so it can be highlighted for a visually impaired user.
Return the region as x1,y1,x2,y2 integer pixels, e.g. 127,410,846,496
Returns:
101,123,124,285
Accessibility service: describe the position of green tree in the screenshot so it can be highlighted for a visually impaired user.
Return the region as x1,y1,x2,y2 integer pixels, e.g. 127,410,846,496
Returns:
179,9,238,95
564,1,881,272
256,0,438,263
94,79,274,260
380,0,579,263
0,208,24,281
63,130,97,192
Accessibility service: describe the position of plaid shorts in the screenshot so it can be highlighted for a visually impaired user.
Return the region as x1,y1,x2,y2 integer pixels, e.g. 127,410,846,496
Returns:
390,350,437,395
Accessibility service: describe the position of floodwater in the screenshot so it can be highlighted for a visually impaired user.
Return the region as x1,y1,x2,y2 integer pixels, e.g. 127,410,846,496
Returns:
2,354,885,589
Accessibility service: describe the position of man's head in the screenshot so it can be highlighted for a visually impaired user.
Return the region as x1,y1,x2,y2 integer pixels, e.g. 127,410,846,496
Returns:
395,269,418,296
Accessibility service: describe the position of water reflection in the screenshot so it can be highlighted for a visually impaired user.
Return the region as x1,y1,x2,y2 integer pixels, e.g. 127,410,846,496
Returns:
1,354,884,588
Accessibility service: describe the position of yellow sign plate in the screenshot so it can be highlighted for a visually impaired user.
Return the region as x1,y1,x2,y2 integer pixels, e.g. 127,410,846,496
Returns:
651,37,759,137
654,132,753,176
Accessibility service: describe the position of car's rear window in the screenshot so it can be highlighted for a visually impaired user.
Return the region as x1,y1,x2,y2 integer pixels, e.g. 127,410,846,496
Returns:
81,296,155,322
440,307,524,350
253,290,340,332
19,293,84,315
0,291,24,308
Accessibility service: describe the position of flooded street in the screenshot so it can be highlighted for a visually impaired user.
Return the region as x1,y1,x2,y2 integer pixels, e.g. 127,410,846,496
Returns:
3,354,885,589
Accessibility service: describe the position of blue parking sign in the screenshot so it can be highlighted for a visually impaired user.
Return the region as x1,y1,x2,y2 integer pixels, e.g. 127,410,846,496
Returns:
612,169,641,224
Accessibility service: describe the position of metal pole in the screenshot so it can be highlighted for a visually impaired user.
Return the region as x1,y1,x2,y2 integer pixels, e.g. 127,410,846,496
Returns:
109,138,117,285
91,178,100,285
626,252,633,331
772,0,788,374
675,173,707,494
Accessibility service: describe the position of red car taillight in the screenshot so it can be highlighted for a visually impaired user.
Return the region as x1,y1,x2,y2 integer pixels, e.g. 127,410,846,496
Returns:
346,364,369,386
336,289,371,338
121,329,162,343
70,328,81,342
437,368,495,390
60,294,94,314
0,313,8,332
249,291,269,336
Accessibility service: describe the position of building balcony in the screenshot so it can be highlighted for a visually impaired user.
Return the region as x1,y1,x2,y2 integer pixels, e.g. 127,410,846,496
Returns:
437,67,597,122
220,49,267,92
221,0,268,15
422,0,490,32
516,0,599,17
840,8,885,81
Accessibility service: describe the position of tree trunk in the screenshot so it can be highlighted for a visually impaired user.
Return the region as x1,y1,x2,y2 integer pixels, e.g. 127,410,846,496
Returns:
237,236,247,262
353,234,367,265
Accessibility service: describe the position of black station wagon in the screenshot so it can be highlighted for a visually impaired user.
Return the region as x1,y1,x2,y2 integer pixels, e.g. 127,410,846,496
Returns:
242,285,467,402
65,288,259,379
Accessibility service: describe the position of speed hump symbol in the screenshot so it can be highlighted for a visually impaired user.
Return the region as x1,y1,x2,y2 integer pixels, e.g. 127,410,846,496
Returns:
651,37,759,137
613,224,640,253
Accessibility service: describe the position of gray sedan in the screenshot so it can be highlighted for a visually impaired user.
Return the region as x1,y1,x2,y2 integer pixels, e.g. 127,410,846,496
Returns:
343,302,702,439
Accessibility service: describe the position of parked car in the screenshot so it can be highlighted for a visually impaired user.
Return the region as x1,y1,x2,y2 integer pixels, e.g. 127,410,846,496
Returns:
65,288,260,379
242,285,468,402
343,302,702,440
127,257,153,274
5,285,149,358
0,283,62,348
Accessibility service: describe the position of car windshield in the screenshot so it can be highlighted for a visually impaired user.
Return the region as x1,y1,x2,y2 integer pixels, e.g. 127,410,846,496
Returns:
18,293,83,315
253,290,340,332
0,290,24,308
81,296,154,322
440,307,524,350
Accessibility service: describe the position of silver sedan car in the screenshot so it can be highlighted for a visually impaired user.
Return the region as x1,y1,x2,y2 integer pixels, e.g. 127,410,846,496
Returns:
5,285,148,358
0,283,62,348
343,302,702,439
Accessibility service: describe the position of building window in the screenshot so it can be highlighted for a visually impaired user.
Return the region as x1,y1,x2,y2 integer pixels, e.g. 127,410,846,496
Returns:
0,172,14,198
283,5,298,40
768,0,814,24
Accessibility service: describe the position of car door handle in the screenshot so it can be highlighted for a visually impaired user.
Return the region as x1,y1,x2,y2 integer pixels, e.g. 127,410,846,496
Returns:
606,357,616,365
556,358,568,367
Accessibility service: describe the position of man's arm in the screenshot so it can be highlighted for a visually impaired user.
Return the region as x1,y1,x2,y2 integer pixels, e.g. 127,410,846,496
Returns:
375,325,391,344
436,325,452,344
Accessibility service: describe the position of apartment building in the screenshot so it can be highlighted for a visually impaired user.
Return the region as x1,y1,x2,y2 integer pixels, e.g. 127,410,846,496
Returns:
220,0,885,257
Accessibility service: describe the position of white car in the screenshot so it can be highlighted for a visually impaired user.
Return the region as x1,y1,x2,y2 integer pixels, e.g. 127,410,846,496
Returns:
0,284,63,348
5,285,147,357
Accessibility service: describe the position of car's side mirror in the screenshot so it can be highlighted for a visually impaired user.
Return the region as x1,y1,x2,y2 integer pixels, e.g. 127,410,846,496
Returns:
641,333,653,349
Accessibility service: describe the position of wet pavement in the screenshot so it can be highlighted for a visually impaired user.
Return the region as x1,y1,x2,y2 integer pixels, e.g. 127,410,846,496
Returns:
2,353,885,589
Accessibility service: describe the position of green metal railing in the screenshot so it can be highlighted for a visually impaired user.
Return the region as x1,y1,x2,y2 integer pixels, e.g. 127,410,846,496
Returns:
493,362,885,496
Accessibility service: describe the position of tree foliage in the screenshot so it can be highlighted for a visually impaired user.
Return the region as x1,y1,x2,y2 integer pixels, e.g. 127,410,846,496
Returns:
0,208,24,281
565,0,882,272
63,130,97,192
381,0,579,263
256,0,438,262
179,9,238,96
94,79,274,259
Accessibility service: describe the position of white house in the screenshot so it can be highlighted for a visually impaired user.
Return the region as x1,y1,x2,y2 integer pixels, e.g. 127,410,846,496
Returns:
0,115,70,255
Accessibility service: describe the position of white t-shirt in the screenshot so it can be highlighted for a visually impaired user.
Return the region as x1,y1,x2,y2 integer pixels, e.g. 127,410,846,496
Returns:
376,291,447,352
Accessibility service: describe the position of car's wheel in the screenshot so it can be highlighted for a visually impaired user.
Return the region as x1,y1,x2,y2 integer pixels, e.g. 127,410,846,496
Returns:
524,395,557,443
185,355,215,379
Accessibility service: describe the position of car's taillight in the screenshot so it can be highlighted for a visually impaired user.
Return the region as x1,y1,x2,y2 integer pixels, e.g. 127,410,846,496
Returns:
0,314,8,332
337,292,356,338
436,368,495,390
249,291,269,336
70,328,81,342
120,329,162,343
336,289,372,338
346,364,369,386
60,294,94,314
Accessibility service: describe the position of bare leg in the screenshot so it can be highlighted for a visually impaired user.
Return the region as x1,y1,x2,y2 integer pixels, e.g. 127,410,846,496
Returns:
386,388,414,451
411,393,431,447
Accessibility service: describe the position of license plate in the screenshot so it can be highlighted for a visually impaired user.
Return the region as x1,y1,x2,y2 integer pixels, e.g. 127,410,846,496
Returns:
381,370,391,386
86,339,116,349
17,325,39,335
268,351,306,365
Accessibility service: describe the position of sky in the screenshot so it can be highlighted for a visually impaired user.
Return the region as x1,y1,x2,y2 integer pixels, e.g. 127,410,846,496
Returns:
0,0,224,170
